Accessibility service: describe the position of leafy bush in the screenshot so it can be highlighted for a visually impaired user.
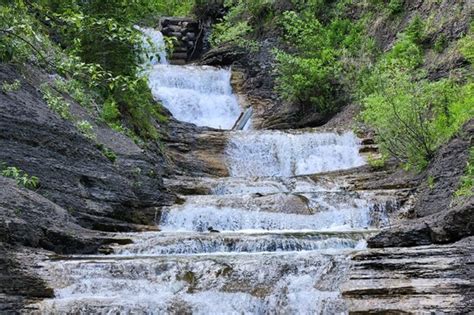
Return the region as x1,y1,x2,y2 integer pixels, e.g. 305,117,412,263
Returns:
1,79,21,93
54,78,95,109
2,0,171,141
434,34,448,53
387,0,404,15
1,164,40,189
76,120,96,140
274,10,363,114
40,85,73,120
102,147,117,163
459,22,474,64
360,25,473,170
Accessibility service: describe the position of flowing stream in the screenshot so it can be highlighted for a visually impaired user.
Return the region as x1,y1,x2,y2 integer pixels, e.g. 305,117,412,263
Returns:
32,28,392,314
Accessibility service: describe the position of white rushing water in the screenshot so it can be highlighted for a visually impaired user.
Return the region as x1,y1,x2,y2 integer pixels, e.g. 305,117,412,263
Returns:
136,26,169,66
140,27,242,129
226,130,366,177
31,28,394,315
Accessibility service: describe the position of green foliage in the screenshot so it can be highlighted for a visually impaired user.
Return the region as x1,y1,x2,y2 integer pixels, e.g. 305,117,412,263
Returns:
40,85,73,120
1,79,21,93
427,175,435,189
76,120,96,140
387,0,404,15
101,97,121,123
404,15,425,44
211,20,255,49
455,147,474,198
433,34,448,53
0,1,40,62
209,0,261,50
459,22,474,64
274,10,364,114
54,78,95,109
0,164,40,189
148,0,195,17
360,25,474,170
101,146,117,163
2,0,170,142
367,154,387,170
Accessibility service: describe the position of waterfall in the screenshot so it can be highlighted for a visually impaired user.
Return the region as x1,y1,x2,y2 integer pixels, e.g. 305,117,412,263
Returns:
148,65,242,129
140,27,241,129
226,131,365,177
136,26,168,65
31,26,396,315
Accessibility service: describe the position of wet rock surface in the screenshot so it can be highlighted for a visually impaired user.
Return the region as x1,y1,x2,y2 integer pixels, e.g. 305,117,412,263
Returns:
368,119,474,247
343,237,474,313
0,245,53,313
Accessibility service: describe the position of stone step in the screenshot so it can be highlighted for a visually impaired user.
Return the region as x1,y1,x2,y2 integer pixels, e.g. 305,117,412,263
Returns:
170,59,187,65
171,52,189,60
359,144,379,154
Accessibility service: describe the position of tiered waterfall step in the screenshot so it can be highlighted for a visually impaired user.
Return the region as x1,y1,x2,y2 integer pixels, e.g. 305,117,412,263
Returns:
31,251,351,314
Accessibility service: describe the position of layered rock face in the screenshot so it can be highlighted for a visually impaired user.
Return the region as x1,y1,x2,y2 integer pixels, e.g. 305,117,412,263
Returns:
368,119,474,247
0,64,175,233
343,237,474,313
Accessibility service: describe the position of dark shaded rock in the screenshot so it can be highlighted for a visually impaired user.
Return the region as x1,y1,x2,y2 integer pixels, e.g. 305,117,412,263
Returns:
0,64,174,233
369,119,474,247
0,244,53,313
161,119,230,177
413,119,473,218
0,177,98,253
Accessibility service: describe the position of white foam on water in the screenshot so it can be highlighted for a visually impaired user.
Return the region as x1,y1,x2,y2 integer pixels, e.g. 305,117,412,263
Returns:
226,131,366,177
160,205,374,232
115,232,370,256
33,251,350,314
136,26,168,65
148,65,241,129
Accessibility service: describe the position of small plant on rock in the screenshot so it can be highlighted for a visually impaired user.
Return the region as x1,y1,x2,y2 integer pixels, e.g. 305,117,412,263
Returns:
76,120,96,140
1,164,40,189
41,85,72,120
1,79,21,93
455,147,474,198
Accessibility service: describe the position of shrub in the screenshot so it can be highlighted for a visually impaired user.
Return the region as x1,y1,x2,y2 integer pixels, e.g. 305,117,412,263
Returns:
76,120,96,140
102,147,117,163
459,22,474,64
387,0,404,15
101,97,121,123
274,11,363,114
54,78,95,109
1,164,40,189
434,34,448,53
360,26,473,170
40,85,73,120
1,79,21,93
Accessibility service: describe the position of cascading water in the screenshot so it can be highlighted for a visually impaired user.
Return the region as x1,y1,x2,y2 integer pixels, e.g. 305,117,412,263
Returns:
226,130,366,177
31,27,393,314
140,27,242,129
